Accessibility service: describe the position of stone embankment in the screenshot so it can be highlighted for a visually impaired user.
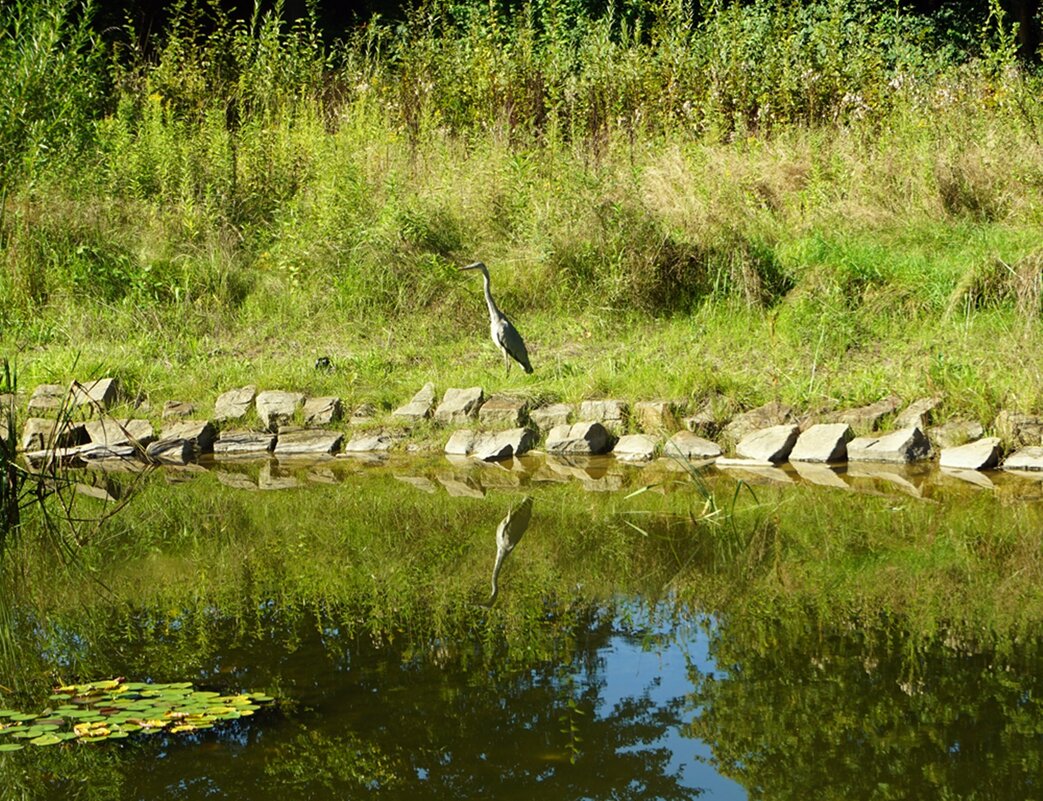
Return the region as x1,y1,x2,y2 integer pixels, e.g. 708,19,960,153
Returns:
6,379,1043,479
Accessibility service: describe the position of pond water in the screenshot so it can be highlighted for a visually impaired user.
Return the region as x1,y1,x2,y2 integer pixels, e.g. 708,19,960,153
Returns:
1,454,1043,799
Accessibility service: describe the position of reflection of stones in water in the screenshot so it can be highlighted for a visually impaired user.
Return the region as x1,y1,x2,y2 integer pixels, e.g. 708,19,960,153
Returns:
487,496,534,606
337,451,389,466
215,470,259,491
75,480,119,502
437,473,485,498
394,474,438,494
581,474,624,492
938,467,996,491
474,460,523,489
791,461,850,490
164,464,207,484
716,462,794,485
306,467,339,485
260,461,299,491
846,463,927,498
996,470,1043,503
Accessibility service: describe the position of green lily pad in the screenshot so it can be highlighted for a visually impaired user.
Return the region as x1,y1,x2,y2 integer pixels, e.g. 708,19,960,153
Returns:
10,714,37,722
0,710,19,718
0,743,24,752
30,734,62,746
79,735,110,743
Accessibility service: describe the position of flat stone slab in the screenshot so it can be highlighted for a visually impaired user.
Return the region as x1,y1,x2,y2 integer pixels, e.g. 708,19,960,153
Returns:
275,428,343,456
215,386,256,422
1002,447,1043,472
445,428,535,461
929,419,984,449
145,438,196,464
256,391,305,430
578,400,628,431
434,387,484,424
664,431,722,460
28,384,66,413
722,402,793,444
546,422,613,455
478,395,528,426
21,418,87,452
736,424,800,463
848,426,931,464
940,437,1001,470
789,423,853,463
895,397,942,429
159,420,216,452
613,434,658,461
84,418,155,447
344,432,396,452
530,403,572,430
393,382,437,421
214,430,276,456
72,378,118,409
163,401,196,419
834,396,902,434
634,401,678,433
303,396,342,426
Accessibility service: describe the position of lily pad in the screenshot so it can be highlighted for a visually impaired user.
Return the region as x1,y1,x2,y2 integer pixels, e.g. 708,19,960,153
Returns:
0,743,24,752
30,734,62,746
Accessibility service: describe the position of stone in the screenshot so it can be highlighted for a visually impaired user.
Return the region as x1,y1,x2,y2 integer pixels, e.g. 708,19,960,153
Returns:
145,438,196,464
434,387,484,424
546,422,614,455
722,402,794,444
275,428,343,456
614,434,658,461
789,423,853,463
83,418,155,447
344,432,396,452
393,382,437,421
444,428,535,461
72,378,118,410
215,386,257,422
529,403,572,430
664,431,722,460
833,396,902,434
256,391,305,430
21,418,87,452
444,430,479,456
473,428,536,462
994,411,1043,448
350,403,378,424
928,419,985,449
578,399,628,432
303,396,342,426
28,384,66,413
940,437,1001,470
162,401,196,420
158,420,216,452
394,474,437,493
478,395,528,427
1002,447,1043,472
894,397,942,430
634,401,679,434
736,424,801,463
214,430,276,456
847,426,931,464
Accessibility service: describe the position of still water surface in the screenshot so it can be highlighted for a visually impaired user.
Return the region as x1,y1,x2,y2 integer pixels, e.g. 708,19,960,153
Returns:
2,455,1042,799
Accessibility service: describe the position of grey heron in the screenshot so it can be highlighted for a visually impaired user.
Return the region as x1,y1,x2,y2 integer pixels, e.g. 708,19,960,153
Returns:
485,495,533,606
460,261,533,375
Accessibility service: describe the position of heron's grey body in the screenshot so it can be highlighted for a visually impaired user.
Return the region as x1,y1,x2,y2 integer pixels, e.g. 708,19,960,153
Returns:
461,261,533,375
487,496,533,605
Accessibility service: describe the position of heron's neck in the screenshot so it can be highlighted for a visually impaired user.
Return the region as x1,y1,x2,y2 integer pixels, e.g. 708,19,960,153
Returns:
480,269,501,320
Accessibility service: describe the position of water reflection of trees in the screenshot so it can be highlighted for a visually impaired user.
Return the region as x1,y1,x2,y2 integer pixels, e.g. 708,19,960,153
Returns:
689,613,1043,800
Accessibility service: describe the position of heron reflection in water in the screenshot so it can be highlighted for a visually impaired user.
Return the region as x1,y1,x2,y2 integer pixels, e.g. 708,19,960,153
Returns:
484,496,534,606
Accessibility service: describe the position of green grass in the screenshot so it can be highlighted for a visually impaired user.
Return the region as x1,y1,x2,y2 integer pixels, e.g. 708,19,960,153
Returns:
2,0,1043,429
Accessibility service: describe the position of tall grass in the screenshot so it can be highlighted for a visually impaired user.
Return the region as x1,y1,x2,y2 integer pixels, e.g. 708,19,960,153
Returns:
1,0,1041,412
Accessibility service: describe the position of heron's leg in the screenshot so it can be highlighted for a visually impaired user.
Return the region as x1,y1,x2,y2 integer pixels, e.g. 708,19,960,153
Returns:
503,348,511,375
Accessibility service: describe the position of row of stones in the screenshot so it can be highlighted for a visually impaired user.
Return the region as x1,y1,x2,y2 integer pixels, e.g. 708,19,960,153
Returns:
12,379,1043,472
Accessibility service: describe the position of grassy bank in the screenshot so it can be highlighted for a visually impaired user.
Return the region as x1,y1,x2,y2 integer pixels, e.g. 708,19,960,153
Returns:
1,0,1042,423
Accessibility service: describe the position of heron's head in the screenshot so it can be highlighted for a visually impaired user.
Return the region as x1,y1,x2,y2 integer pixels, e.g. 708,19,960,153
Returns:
460,261,486,273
